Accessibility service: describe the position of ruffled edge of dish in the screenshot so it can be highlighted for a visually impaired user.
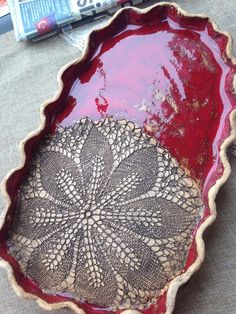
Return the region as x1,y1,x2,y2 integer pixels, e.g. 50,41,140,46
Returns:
1,2,236,314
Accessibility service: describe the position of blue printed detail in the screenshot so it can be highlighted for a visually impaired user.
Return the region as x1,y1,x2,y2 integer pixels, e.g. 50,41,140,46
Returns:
19,0,74,35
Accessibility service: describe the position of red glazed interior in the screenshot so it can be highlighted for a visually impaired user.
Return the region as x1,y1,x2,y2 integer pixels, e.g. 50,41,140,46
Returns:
1,4,236,314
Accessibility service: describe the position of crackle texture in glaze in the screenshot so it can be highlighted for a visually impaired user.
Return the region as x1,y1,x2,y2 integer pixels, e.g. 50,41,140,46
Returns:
8,117,203,309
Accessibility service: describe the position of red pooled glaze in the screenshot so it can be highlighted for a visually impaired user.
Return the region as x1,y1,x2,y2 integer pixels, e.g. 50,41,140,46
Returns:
0,4,236,314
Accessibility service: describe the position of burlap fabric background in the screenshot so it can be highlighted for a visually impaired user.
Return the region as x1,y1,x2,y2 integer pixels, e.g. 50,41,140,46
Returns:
0,1,236,313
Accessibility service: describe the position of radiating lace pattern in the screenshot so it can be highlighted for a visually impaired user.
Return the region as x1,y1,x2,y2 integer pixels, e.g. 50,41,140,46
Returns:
8,117,203,309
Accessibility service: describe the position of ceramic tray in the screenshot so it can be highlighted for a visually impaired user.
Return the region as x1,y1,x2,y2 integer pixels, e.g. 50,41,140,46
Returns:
1,3,236,314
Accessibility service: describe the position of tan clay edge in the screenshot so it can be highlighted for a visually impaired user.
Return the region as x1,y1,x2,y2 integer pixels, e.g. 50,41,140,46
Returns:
1,2,236,314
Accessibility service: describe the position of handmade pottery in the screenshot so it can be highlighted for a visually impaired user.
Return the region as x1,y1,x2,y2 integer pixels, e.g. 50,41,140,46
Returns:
0,3,236,314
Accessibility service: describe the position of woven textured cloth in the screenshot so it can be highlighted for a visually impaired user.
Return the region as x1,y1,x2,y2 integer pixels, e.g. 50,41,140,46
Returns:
0,1,236,313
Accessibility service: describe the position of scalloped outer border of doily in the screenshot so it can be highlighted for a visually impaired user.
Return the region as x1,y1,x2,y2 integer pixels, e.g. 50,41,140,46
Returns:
1,2,236,314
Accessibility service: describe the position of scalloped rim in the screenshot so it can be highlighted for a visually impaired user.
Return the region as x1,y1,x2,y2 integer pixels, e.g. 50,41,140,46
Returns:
1,2,236,314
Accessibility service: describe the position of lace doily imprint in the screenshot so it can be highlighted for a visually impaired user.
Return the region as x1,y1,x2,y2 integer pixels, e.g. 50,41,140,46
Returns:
8,117,204,309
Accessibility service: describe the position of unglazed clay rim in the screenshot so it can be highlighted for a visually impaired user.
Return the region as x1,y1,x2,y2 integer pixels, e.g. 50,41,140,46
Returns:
0,2,236,314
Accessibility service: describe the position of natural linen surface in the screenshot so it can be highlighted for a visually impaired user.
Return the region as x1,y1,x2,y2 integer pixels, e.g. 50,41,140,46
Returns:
0,0,236,313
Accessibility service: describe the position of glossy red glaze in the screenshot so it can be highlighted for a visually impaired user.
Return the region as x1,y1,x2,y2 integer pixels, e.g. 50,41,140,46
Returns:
1,4,236,314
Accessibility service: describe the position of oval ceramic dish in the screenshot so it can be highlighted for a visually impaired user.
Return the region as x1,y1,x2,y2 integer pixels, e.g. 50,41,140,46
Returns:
1,3,236,314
